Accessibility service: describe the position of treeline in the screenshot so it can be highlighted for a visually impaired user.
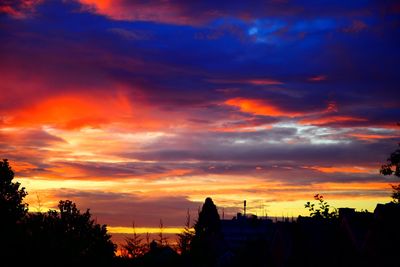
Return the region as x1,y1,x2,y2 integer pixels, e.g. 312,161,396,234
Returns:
0,158,228,267
0,159,115,267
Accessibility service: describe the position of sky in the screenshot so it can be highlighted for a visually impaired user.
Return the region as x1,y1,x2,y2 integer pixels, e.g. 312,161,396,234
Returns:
1,0,400,234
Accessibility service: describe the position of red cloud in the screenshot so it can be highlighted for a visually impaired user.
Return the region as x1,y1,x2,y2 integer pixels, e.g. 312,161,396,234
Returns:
0,0,42,18
2,92,132,129
78,0,209,26
349,133,400,141
208,78,283,86
300,115,367,126
308,75,327,82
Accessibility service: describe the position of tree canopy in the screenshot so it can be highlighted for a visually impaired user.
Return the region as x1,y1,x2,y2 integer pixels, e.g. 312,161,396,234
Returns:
0,158,116,266
305,194,338,219
194,197,221,237
191,197,225,267
380,143,400,177
0,158,28,226
380,141,400,203
24,200,116,266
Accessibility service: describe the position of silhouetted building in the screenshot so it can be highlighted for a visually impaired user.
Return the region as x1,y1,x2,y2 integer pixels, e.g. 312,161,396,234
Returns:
219,204,400,267
221,213,273,250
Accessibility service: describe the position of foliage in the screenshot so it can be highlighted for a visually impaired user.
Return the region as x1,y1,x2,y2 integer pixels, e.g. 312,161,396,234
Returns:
391,184,400,204
194,197,221,236
380,140,400,203
27,200,116,266
305,194,338,219
0,159,28,225
380,143,400,177
0,160,117,266
177,209,195,255
0,159,29,265
56,200,116,260
122,222,146,258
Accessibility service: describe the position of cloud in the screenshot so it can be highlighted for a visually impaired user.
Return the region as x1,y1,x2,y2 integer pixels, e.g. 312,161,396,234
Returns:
0,0,42,18
214,116,278,132
349,133,400,141
50,189,202,227
343,20,368,33
74,0,389,27
0,128,65,147
123,130,395,167
209,78,283,86
108,28,151,41
225,98,303,117
303,165,376,174
1,92,134,129
77,0,207,26
299,116,367,127
308,75,327,82
39,161,196,181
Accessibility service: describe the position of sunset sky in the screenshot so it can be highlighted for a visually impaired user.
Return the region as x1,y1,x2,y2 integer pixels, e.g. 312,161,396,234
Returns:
1,0,400,234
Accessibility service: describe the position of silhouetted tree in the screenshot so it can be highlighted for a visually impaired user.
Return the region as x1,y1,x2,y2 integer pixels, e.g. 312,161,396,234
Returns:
0,160,117,266
145,231,150,250
0,159,28,225
391,184,400,203
177,209,195,255
380,136,400,203
27,200,116,266
305,194,338,219
194,197,221,236
158,219,168,246
0,159,28,266
122,222,146,258
191,197,225,267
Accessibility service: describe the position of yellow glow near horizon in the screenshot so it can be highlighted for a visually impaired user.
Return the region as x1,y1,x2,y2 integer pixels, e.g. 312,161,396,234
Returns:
21,171,393,225
108,226,185,234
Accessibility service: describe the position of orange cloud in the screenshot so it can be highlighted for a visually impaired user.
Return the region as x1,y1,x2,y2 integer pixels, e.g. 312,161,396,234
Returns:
300,116,367,126
1,91,180,131
349,133,400,141
304,166,376,174
317,182,388,190
9,161,37,173
141,169,193,180
215,124,273,133
225,98,300,117
2,92,133,129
